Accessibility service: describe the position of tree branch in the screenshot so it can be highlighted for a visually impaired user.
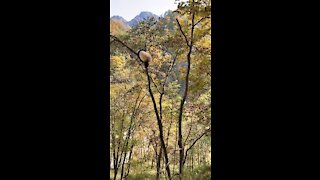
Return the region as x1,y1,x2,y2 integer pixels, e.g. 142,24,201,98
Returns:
177,3,196,176
163,56,177,87
145,66,172,179
183,128,211,165
110,34,148,72
183,116,193,145
110,35,138,56
193,16,210,27
176,18,190,47
150,75,161,94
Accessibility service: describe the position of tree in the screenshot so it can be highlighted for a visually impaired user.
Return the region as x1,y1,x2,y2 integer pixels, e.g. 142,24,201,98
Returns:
174,0,211,179
109,1,212,177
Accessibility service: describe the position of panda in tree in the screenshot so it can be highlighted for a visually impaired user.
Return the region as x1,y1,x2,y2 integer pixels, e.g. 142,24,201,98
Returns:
138,49,152,68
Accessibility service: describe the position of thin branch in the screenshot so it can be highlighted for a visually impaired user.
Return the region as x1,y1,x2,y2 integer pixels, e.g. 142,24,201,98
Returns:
160,55,177,145
110,35,138,56
150,75,161,94
184,116,193,145
176,18,190,47
139,125,158,156
190,9,195,46
110,34,147,70
165,113,174,148
193,16,210,27
163,56,177,86
183,128,211,164
159,93,164,120
119,90,146,179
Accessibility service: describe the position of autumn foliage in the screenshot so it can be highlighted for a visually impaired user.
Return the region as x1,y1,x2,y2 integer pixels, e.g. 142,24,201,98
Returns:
110,1,211,179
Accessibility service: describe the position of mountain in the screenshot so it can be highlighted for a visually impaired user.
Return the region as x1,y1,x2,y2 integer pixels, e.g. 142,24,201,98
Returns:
128,11,159,27
110,15,128,25
110,11,161,34
110,19,130,35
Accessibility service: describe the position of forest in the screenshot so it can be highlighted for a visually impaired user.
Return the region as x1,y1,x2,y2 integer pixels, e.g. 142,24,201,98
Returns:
110,0,211,179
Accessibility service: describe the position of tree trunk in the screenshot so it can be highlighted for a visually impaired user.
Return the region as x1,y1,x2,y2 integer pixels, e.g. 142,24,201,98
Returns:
198,148,200,166
145,67,172,179
120,152,127,180
151,152,155,169
114,166,118,180
156,146,162,180
124,144,134,179
176,5,195,178
173,120,178,176
191,150,194,171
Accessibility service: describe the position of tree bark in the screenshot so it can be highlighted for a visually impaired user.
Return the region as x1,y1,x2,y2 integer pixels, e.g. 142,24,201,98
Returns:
176,20,194,180
191,150,194,171
156,146,162,180
124,144,134,179
145,66,172,179
175,1,196,178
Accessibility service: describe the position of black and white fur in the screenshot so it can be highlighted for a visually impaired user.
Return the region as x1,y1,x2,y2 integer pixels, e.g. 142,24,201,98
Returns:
138,49,152,68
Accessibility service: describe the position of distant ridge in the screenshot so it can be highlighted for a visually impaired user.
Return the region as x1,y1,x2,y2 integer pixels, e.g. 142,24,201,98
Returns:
128,11,159,27
110,10,174,35
110,15,128,25
110,18,130,35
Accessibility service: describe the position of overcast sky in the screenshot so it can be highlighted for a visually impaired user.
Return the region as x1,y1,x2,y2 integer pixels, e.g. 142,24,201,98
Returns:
110,0,178,21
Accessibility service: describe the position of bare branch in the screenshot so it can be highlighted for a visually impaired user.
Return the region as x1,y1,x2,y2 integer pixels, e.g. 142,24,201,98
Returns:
150,75,161,94
165,56,177,82
183,128,211,164
159,55,177,129
110,34,145,67
176,18,190,47
184,116,193,145
193,16,210,27
110,34,139,57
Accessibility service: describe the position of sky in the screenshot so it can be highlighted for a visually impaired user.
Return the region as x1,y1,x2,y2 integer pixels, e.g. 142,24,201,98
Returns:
110,0,178,21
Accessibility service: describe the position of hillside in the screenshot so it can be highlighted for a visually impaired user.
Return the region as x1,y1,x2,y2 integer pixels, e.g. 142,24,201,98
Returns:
110,19,131,35
110,11,160,35
110,15,128,25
